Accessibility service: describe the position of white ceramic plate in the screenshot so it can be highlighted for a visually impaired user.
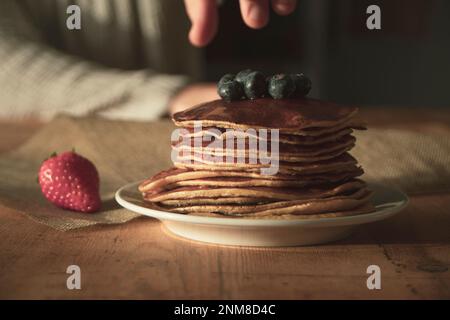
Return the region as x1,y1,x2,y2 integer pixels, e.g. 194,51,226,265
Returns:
115,182,408,247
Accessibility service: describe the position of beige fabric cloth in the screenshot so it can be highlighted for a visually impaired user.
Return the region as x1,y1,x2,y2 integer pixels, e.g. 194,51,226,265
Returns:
1,116,450,231
0,0,201,121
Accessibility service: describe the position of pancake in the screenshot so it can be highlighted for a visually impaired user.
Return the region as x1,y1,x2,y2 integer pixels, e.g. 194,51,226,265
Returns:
173,98,358,132
189,203,375,219
149,170,362,190
160,197,271,206
288,120,366,137
174,151,358,174
174,144,354,168
178,119,364,138
179,127,356,145
157,188,373,216
149,201,374,219
143,180,366,202
173,143,354,163
173,134,356,156
138,167,363,192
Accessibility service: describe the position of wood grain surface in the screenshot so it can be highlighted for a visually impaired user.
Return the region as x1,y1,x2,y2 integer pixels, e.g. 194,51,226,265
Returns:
0,108,449,300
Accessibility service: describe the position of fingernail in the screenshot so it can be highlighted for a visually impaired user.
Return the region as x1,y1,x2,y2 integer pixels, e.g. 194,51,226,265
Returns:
248,4,262,23
274,0,295,15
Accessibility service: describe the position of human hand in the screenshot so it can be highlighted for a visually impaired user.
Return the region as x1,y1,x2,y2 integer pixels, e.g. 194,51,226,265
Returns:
169,83,219,115
184,0,298,47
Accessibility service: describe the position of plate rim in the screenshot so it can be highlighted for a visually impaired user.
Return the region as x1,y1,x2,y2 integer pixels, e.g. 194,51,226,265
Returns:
115,181,409,228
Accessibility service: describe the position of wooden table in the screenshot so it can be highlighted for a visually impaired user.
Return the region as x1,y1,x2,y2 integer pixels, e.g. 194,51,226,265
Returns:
0,108,449,300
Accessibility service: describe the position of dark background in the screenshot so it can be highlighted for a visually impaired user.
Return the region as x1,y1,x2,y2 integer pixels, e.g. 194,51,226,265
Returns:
204,0,450,107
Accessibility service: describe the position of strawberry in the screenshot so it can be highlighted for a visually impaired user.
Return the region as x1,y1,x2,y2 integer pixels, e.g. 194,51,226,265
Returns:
38,151,101,213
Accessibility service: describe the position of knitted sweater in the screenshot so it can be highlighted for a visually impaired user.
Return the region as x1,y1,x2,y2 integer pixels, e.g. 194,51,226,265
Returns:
0,0,201,121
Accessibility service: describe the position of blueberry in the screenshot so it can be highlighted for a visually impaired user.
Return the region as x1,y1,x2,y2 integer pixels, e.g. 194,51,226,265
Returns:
235,69,253,85
243,71,266,99
268,74,295,99
218,74,235,86
217,80,244,101
291,73,312,97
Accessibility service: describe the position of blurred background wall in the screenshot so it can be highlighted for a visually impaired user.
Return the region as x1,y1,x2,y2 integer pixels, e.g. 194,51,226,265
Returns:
205,0,450,107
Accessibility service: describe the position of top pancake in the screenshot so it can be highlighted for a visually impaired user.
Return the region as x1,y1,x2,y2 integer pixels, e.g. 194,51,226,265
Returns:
173,98,358,131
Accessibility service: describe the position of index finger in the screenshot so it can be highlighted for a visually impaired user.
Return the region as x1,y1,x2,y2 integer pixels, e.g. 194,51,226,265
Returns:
184,0,219,47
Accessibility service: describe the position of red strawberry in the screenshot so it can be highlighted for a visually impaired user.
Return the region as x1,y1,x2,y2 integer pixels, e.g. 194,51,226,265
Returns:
38,151,101,213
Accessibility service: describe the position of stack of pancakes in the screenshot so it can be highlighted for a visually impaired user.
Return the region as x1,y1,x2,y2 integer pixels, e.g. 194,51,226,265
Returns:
139,98,374,219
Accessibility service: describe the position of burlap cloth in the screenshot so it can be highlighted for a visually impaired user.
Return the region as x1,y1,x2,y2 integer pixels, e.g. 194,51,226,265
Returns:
1,115,450,231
